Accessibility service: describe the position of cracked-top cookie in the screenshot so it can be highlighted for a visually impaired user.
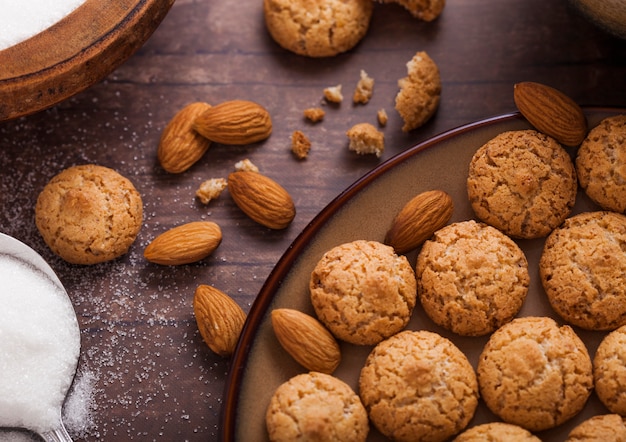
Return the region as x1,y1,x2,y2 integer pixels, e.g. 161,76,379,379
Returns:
467,129,577,239
263,0,373,57
477,316,593,432
35,164,143,265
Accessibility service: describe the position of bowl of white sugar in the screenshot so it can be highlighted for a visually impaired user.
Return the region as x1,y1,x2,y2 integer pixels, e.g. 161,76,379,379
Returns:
0,232,81,440
0,0,175,121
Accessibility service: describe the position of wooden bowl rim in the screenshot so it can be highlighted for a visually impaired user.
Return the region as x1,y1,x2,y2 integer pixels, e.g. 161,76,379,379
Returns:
0,0,175,121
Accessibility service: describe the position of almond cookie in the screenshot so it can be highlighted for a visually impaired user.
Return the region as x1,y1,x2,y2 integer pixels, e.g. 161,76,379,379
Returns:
576,114,626,213
35,164,143,265
309,240,417,345
416,220,529,336
467,130,578,239
263,0,373,57
265,371,369,442
395,51,441,132
359,330,478,442
565,414,626,442
453,422,541,442
477,316,593,432
593,325,626,415
378,0,445,21
539,211,626,330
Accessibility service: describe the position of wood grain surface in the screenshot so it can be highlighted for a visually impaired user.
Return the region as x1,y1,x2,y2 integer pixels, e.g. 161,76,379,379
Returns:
0,0,625,440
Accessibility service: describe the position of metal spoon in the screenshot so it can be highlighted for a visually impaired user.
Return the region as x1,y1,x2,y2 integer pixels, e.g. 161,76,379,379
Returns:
0,233,80,442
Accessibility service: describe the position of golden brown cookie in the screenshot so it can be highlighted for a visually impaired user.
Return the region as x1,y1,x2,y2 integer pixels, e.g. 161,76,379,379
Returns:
263,0,373,57
310,240,416,345
395,51,441,132
378,0,445,21
453,422,541,442
539,211,626,331
359,330,478,442
265,371,369,442
565,414,626,442
477,316,593,432
594,326,626,415
35,164,143,265
467,129,578,239
416,220,529,336
576,115,626,213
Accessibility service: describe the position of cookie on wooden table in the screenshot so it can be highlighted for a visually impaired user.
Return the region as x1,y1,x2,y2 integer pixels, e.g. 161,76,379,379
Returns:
477,316,593,432
265,371,369,442
359,330,478,442
576,114,626,213
416,220,529,336
309,240,417,345
395,51,441,132
467,129,577,239
593,325,626,415
35,164,143,265
378,0,446,21
453,422,541,442
263,0,373,57
565,414,626,442
539,211,626,331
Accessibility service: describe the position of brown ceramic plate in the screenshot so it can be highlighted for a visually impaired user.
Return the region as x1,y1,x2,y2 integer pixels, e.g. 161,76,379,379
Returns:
0,0,174,121
222,108,624,441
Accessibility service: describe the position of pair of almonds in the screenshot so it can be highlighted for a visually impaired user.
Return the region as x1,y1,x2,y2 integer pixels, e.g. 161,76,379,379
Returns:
158,100,272,173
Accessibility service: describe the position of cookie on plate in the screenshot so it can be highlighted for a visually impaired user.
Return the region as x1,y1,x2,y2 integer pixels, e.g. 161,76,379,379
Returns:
539,211,626,331
263,0,373,57
265,371,369,442
593,325,626,415
576,114,626,213
565,414,626,442
35,164,143,265
395,51,441,132
453,422,541,442
477,316,593,432
416,220,529,336
467,129,577,239
359,330,478,442
310,240,417,345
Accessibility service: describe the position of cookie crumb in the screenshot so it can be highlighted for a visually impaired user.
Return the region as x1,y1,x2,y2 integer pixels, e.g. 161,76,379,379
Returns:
234,158,259,172
291,130,311,160
195,178,227,205
346,123,384,157
303,107,325,123
324,84,343,103
353,70,374,104
377,108,388,126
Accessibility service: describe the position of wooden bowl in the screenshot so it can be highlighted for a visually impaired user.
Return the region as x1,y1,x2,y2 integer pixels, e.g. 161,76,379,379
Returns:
0,0,175,122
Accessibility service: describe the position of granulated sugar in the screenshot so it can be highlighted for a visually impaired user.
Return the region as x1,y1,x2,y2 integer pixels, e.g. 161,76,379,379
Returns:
0,0,86,50
0,254,80,434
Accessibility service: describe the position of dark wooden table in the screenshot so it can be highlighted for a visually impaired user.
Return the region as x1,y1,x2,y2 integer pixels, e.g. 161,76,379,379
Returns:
1,0,625,440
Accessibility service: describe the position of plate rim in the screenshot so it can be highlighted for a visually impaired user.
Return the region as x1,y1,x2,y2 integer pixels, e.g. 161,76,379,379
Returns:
220,106,624,441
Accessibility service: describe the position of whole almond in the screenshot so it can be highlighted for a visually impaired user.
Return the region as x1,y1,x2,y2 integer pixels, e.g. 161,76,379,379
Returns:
158,102,212,173
193,285,246,357
144,221,222,265
513,81,587,147
228,171,295,229
271,308,341,374
193,100,272,145
385,189,453,254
